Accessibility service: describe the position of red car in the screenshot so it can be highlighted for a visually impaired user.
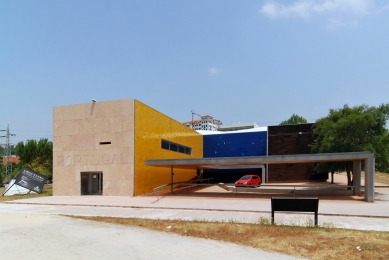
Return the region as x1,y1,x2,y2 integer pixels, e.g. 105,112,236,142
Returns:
235,175,261,188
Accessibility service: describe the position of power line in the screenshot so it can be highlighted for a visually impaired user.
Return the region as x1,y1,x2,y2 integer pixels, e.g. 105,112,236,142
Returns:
0,125,16,177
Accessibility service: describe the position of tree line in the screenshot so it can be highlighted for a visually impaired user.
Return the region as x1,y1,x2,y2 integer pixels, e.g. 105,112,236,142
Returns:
281,103,389,185
0,139,53,183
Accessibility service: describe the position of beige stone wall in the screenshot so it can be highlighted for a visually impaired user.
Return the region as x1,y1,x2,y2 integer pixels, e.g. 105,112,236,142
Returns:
53,99,135,196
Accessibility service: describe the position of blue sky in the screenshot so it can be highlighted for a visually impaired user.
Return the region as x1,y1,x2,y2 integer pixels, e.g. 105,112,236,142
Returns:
1,0,389,144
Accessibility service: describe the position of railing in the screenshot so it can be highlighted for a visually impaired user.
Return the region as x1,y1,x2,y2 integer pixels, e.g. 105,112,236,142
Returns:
153,178,214,192
153,181,389,196
230,184,361,196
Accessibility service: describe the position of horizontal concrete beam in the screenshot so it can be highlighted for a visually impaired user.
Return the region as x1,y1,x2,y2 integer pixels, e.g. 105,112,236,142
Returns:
145,152,374,169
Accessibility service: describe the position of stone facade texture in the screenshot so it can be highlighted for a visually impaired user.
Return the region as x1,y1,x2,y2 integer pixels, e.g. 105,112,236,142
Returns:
53,99,135,196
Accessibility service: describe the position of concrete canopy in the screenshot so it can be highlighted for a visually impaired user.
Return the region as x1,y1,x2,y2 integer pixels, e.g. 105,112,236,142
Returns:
145,152,375,202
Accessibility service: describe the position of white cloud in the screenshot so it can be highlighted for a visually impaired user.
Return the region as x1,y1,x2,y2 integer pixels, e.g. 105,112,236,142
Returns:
260,0,375,19
209,67,220,75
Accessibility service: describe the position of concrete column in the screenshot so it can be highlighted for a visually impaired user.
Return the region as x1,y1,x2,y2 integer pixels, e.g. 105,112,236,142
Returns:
171,166,174,194
353,160,361,196
261,165,265,184
196,169,201,184
364,157,375,202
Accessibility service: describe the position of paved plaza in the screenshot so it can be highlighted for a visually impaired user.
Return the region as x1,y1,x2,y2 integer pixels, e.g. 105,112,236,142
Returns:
2,185,389,231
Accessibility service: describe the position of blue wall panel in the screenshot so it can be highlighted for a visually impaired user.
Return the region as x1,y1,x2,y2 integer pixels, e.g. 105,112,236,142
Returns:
203,131,267,158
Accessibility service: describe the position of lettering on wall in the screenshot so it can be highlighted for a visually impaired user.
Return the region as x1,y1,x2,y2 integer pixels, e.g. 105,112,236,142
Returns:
56,153,129,166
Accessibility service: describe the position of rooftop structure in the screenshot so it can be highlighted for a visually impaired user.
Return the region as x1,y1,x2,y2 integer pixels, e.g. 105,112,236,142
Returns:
218,122,259,132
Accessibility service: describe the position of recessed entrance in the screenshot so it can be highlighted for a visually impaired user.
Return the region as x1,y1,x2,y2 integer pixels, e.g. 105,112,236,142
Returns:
81,172,103,195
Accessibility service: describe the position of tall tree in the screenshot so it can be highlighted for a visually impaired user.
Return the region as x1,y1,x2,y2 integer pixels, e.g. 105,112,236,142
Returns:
311,104,389,186
15,139,53,179
279,114,308,125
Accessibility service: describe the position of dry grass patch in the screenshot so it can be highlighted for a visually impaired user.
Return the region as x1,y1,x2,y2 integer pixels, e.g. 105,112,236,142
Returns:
374,171,389,185
336,171,389,185
70,216,389,260
0,184,52,202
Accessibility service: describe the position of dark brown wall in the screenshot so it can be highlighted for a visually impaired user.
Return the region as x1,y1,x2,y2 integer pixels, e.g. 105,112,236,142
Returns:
268,124,313,155
267,124,320,182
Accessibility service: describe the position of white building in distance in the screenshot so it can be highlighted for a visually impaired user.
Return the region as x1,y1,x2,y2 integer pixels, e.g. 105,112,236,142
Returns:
182,115,223,131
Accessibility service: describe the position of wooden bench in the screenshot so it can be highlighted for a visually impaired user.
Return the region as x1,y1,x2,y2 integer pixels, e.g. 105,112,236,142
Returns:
271,197,319,226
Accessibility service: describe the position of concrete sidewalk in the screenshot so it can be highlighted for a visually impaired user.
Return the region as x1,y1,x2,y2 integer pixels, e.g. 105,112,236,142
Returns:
3,191,389,232
6,193,389,217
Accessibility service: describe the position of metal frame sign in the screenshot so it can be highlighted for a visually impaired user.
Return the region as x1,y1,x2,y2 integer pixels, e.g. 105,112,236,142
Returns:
14,167,47,194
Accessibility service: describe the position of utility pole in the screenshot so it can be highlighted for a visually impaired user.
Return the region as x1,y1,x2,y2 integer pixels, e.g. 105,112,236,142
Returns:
1,125,16,178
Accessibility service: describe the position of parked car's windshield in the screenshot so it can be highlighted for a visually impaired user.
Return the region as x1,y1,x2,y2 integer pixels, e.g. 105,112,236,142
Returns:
239,176,251,180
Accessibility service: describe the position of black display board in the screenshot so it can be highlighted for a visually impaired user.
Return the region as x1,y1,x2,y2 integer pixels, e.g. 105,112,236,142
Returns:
14,167,47,194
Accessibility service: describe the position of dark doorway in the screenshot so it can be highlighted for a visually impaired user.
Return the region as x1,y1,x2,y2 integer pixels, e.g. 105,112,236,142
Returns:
81,172,103,195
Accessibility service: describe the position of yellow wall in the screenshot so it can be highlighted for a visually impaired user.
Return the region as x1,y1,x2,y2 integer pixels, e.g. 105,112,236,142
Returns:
134,100,203,195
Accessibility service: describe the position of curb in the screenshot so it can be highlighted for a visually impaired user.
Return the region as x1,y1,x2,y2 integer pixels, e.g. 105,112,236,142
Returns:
4,201,389,219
